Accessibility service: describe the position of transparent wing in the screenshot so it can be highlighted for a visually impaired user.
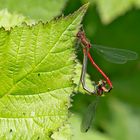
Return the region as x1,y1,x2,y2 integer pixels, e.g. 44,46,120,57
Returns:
91,45,138,64
81,97,99,133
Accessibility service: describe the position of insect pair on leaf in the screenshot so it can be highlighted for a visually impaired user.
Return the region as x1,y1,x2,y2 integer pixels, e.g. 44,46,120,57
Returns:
77,29,138,132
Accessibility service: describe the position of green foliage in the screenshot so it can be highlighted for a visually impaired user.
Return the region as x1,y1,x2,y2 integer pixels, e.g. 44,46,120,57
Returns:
82,0,140,24
94,0,140,24
70,114,111,140
0,9,34,30
71,98,140,140
51,124,72,140
0,4,88,139
0,0,68,21
0,0,140,139
106,98,140,140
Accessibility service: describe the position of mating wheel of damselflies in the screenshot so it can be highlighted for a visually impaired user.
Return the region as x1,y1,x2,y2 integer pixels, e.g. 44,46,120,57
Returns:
77,30,138,132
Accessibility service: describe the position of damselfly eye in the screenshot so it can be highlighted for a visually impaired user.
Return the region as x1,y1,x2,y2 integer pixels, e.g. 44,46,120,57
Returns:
77,31,84,38
77,32,81,37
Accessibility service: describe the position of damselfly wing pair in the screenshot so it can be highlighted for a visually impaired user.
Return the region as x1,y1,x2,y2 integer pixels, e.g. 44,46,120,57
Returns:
77,30,138,132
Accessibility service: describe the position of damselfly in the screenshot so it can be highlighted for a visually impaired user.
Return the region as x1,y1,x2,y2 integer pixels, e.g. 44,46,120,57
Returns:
77,30,138,132
77,30,138,96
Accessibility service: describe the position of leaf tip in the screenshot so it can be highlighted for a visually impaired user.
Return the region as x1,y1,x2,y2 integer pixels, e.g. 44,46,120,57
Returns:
78,2,89,14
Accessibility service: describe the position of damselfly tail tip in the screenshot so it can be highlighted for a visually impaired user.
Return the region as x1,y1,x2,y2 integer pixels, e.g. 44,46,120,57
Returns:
108,87,113,92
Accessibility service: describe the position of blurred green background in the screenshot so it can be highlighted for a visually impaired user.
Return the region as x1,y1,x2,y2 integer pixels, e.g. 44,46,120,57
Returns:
64,0,140,140
0,0,140,139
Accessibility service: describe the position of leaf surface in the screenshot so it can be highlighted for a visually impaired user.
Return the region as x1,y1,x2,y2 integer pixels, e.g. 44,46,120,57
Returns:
0,0,68,21
90,0,140,24
0,4,88,139
0,9,34,30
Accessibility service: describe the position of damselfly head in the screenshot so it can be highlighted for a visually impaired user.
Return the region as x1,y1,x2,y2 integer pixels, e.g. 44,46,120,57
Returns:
77,31,85,38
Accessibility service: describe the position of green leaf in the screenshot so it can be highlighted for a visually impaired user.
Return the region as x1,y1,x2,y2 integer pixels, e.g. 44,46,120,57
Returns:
0,0,68,21
93,0,140,24
0,9,35,30
51,124,71,140
70,114,112,140
0,4,88,139
106,98,140,140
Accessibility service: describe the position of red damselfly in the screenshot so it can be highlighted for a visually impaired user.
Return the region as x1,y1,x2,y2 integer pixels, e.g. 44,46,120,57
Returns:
77,30,138,132
77,30,138,95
